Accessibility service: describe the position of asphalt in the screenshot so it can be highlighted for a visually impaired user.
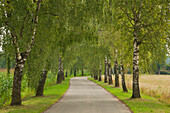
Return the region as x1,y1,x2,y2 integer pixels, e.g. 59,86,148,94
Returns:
44,77,131,113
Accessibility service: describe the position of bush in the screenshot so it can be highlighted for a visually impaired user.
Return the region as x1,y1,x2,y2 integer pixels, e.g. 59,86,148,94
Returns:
165,64,170,70
0,73,13,107
0,71,58,107
0,73,31,107
160,70,169,75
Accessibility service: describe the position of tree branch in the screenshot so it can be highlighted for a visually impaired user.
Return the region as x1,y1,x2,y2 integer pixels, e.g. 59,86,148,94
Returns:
11,33,22,61
121,45,133,61
120,6,134,26
136,0,143,20
19,11,29,38
44,13,58,16
23,0,42,61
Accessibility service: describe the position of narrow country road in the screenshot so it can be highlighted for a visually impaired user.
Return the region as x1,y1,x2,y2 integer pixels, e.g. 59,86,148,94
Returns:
44,77,131,113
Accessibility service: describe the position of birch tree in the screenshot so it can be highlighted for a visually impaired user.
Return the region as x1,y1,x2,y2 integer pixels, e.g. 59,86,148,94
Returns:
112,0,169,98
0,0,43,105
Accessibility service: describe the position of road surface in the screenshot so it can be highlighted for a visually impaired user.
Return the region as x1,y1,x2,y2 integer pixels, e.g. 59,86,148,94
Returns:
44,77,131,113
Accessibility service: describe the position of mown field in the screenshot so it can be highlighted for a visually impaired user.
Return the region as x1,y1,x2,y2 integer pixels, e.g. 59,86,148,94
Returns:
101,74,170,104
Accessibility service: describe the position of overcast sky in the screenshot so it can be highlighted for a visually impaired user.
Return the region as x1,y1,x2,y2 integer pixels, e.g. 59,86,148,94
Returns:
0,47,2,51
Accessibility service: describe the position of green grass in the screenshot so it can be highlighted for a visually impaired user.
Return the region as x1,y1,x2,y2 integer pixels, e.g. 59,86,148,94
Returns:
0,76,72,113
88,77,170,113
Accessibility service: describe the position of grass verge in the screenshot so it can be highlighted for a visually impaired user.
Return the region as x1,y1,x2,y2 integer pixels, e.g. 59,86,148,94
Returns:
88,77,170,113
0,76,71,113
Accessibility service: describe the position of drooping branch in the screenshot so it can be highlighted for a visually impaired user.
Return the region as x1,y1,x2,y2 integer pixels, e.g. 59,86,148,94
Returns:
120,6,134,26
136,0,143,20
19,11,29,38
44,12,58,16
121,45,133,60
4,1,22,61
11,33,22,61
23,0,42,61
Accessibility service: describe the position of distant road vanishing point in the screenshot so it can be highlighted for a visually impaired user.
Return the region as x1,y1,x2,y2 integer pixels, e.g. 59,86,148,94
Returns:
44,77,131,113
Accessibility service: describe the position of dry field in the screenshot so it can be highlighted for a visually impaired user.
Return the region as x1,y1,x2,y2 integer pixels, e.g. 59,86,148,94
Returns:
0,68,14,74
101,74,170,104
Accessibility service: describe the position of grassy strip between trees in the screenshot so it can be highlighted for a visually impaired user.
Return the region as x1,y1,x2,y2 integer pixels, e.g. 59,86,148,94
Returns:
0,76,72,113
88,77,170,113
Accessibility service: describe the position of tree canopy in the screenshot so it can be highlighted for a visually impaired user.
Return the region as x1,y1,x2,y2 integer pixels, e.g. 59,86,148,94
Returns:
0,0,169,105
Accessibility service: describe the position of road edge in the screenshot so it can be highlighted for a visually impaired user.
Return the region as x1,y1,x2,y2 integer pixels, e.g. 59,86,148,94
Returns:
87,77,133,113
42,78,72,113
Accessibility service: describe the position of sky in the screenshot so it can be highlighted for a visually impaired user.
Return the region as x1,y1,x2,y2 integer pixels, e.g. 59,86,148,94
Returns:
0,47,2,51
0,35,2,51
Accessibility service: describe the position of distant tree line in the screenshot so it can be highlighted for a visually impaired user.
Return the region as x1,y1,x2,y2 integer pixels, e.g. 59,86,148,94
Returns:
0,52,15,69
155,61,170,75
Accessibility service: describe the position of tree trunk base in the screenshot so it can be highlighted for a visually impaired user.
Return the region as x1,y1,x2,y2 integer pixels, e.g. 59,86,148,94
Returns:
11,64,22,106
108,78,113,84
65,71,67,77
11,102,22,106
123,90,128,92
74,68,76,77
104,76,107,83
131,95,141,98
57,71,64,84
82,69,84,76
94,75,98,80
98,77,101,81
36,70,47,96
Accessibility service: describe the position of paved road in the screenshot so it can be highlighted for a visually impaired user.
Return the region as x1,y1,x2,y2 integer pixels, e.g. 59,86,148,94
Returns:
44,77,131,113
